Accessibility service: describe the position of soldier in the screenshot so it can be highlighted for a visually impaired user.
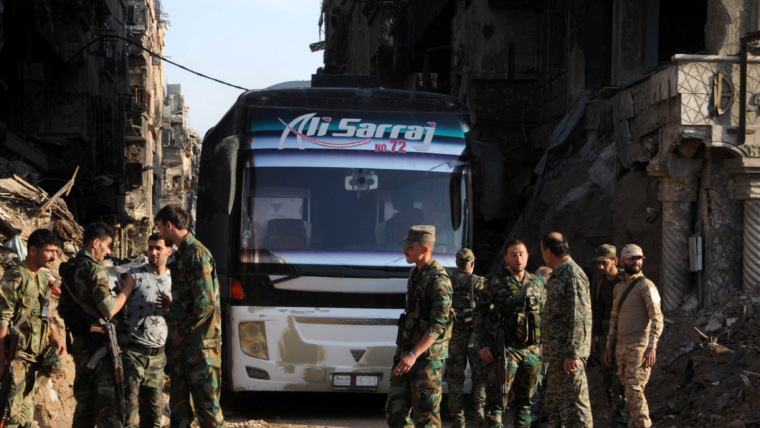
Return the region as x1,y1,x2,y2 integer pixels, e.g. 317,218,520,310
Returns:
385,225,452,428
604,245,663,428
58,222,137,427
474,240,545,428
445,248,487,428
154,204,224,428
0,229,66,428
120,234,172,428
539,232,592,427
591,244,628,428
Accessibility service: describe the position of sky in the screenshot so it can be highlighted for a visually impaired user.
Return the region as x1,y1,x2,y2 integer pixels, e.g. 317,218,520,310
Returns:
162,0,326,136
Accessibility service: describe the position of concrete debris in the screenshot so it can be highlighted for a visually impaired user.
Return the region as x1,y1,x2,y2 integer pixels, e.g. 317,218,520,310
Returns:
555,181,595,212
704,311,725,333
682,295,699,312
588,143,621,199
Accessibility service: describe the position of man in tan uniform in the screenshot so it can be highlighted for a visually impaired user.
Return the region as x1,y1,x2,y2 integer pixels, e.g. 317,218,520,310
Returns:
604,244,664,428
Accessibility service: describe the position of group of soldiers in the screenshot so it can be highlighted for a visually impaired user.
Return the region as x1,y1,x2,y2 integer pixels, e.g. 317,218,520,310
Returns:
386,226,664,428
0,204,225,428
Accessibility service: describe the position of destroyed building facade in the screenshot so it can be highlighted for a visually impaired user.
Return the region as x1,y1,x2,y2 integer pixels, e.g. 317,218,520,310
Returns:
0,0,196,257
320,0,760,310
159,84,200,230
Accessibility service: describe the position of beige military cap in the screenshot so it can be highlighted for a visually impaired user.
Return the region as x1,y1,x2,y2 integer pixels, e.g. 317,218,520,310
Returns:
621,244,645,259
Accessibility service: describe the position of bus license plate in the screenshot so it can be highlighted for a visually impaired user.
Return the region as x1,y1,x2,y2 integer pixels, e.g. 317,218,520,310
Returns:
332,374,379,388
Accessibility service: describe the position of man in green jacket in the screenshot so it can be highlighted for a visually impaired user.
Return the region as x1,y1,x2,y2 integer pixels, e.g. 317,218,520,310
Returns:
385,226,452,428
155,204,224,427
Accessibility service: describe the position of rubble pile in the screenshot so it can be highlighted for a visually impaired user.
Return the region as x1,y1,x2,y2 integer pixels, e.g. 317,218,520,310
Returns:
0,160,81,428
588,291,760,428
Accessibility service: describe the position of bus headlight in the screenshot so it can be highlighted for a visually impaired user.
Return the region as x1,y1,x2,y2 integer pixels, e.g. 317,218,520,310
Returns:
239,322,269,360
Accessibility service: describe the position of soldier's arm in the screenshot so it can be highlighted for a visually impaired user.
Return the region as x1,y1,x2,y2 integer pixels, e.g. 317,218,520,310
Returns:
472,278,494,349
104,273,137,318
90,266,118,318
176,250,218,339
566,275,591,359
0,270,22,372
606,284,619,349
640,280,664,349
0,269,22,329
423,275,451,342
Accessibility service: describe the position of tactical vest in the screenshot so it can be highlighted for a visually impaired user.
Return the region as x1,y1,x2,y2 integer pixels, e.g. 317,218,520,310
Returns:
451,273,476,327
396,265,454,356
7,265,50,358
490,274,542,348
58,256,107,352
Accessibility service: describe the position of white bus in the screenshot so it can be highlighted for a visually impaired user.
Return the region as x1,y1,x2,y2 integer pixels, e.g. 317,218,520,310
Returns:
197,75,481,394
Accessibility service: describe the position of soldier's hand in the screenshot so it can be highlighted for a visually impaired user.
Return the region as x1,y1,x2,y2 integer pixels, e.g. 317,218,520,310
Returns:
50,331,66,356
604,347,613,367
158,292,172,311
563,358,581,374
393,353,416,376
479,347,494,364
590,339,597,355
171,329,184,346
643,347,656,368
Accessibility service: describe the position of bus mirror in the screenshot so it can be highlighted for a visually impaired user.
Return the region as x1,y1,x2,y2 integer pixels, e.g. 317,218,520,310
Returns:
345,169,378,191
213,135,240,215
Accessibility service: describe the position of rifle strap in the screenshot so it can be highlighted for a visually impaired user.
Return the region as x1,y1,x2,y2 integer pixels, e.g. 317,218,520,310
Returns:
617,276,646,313
59,274,105,321
468,275,475,309
510,277,533,307
10,269,40,335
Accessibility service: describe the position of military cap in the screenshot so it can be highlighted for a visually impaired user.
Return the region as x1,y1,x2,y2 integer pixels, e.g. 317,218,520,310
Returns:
456,248,475,262
398,225,436,248
621,244,645,259
593,244,617,261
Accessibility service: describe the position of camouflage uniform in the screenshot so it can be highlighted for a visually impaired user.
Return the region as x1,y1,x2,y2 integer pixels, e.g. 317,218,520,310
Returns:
0,263,51,427
541,257,592,428
591,272,628,427
385,257,452,428
123,265,171,428
607,268,664,428
167,233,224,428
474,270,545,428
445,268,487,425
58,250,123,428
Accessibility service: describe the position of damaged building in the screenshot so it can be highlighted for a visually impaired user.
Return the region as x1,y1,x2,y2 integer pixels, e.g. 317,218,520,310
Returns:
0,0,195,256
319,0,760,310
159,83,200,230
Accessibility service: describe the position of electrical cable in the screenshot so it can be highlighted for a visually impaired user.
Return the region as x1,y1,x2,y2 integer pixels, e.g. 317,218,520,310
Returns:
22,34,249,111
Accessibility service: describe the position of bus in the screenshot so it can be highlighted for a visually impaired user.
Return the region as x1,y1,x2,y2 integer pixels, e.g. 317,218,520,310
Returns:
197,75,482,394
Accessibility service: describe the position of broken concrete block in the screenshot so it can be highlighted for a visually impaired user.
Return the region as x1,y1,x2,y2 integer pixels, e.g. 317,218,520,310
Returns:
704,311,725,333
682,295,699,312
588,143,621,199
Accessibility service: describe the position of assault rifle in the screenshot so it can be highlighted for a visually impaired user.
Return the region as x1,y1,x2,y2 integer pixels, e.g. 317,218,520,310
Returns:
0,331,19,428
495,326,508,409
89,320,126,424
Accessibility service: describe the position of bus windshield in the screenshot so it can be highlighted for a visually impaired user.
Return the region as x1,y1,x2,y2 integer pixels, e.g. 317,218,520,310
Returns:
239,151,465,267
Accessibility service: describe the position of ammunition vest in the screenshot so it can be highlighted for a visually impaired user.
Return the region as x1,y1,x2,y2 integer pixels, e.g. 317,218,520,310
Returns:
58,255,107,353
489,273,542,349
451,272,480,327
7,265,50,359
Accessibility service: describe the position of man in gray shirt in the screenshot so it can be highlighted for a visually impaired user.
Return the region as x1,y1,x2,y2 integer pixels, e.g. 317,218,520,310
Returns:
120,233,172,428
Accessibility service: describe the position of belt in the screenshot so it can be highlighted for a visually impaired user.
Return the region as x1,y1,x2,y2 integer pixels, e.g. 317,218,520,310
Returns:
128,343,164,356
